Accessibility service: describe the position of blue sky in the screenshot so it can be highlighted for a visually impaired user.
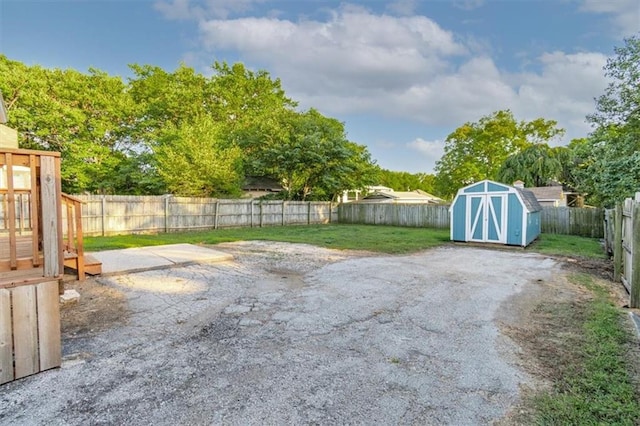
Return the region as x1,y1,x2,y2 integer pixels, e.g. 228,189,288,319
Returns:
1,0,638,173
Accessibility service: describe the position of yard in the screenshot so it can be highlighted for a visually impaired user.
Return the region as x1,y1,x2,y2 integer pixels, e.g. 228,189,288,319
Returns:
0,228,638,424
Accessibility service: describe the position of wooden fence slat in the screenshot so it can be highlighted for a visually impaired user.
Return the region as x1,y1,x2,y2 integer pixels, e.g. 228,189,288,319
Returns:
12,285,38,379
0,288,13,384
36,281,61,371
614,204,623,283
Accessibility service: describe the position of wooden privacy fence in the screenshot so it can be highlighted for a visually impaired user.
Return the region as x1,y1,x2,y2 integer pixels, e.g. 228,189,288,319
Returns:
539,207,604,238
607,193,640,308
338,203,604,237
75,195,337,236
338,203,450,228
71,195,605,238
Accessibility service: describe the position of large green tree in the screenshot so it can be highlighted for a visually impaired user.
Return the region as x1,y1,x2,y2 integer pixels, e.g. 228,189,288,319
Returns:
0,56,139,193
434,110,564,198
377,169,436,193
576,36,640,207
154,117,244,197
246,109,377,200
496,143,566,188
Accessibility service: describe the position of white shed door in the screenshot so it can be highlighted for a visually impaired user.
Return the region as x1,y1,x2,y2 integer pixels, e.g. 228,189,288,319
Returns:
467,194,506,243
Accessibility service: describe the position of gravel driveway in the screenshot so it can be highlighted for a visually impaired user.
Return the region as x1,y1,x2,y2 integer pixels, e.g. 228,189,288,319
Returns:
0,242,558,425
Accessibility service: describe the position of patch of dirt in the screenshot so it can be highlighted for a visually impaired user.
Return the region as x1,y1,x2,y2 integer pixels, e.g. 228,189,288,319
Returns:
61,277,129,338
556,255,614,281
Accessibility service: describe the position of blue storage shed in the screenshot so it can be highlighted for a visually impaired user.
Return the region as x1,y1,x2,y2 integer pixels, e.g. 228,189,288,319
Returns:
450,180,542,247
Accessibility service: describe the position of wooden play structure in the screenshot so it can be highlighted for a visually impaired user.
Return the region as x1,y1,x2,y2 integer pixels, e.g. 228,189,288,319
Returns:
0,96,100,384
1,147,64,384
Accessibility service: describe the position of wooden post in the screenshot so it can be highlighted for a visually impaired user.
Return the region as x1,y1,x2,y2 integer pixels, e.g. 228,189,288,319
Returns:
74,201,85,281
614,203,623,282
329,202,332,224
307,201,311,225
281,201,286,226
631,204,640,308
29,155,40,266
250,201,254,228
101,195,106,237
40,156,61,278
164,196,169,233
6,154,17,269
214,200,219,229
259,200,263,228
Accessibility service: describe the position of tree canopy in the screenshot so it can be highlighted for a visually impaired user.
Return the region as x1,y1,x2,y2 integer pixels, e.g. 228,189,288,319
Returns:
377,169,436,194
0,56,377,200
434,110,564,198
576,36,640,207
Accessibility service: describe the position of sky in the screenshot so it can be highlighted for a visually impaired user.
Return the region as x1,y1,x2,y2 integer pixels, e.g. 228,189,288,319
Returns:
0,0,638,174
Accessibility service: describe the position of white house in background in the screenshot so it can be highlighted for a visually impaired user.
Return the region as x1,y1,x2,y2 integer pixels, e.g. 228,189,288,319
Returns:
340,185,393,203
512,180,584,207
358,189,444,204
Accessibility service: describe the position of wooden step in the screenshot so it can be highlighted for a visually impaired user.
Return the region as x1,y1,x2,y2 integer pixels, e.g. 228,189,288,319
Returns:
63,252,102,276
83,254,102,276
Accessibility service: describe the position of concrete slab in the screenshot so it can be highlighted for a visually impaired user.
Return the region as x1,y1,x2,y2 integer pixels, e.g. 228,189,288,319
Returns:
88,244,233,276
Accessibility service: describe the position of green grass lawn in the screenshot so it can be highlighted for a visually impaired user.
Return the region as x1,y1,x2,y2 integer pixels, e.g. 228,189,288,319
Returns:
83,224,452,254
528,233,606,259
84,224,605,259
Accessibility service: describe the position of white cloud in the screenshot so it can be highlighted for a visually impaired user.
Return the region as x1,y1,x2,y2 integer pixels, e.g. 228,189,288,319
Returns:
407,138,445,170
512,51,608,140
189,4,610,146
198,6,467,98
580,0,640,36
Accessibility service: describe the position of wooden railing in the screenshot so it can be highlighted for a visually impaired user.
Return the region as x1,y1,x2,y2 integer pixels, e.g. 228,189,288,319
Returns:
61,193,85,280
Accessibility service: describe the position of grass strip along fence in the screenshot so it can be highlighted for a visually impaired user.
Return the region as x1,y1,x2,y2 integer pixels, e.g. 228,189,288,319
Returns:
531,274,640,424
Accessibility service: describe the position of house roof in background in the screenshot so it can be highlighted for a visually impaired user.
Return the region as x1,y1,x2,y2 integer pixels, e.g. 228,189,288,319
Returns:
363,190,443,202
528,185,564,201
0,92,7,124
242,176,282,191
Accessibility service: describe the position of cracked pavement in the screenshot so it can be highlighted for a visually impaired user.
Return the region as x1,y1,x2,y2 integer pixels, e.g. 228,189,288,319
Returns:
0,242,558,425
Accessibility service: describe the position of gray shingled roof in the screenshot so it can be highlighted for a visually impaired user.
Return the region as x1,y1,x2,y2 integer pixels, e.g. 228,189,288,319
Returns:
528,185,563,201
515,187,543,212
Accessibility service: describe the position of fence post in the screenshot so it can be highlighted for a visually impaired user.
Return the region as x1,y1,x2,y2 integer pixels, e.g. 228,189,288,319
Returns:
631,204,640,308
214,200,219,230
250,201,254,228
101,195,106,237
308,201,311,225
614,203,623,282
164,196,169,233
259,200,263,228
282,201,286,226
